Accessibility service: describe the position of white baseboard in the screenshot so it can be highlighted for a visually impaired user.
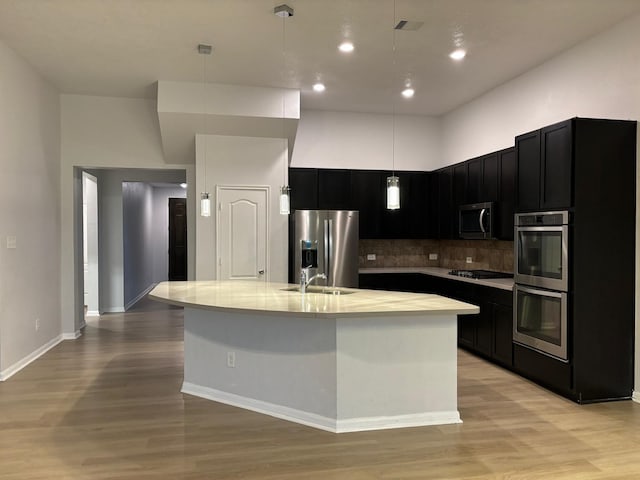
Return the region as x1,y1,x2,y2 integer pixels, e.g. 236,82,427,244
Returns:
0,335,64,381
62,330,82,340
125,283,157,311
86,310,100,317
633,391,640,403
181,382,462,433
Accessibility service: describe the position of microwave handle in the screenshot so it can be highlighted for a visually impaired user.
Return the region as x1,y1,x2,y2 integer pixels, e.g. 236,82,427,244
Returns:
479,208,486,234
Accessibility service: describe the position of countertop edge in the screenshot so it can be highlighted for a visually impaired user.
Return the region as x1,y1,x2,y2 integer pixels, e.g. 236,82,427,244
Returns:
359,267,514,291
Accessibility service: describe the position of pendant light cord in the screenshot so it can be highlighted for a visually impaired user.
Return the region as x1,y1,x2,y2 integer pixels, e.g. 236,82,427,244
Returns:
392,0,396,177
282,12,287,186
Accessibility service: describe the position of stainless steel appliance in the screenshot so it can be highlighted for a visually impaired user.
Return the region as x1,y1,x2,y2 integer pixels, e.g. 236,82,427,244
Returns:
459,202,494,239
513,284,568,360
293,210,359,288
513,210,570,361
514,211,569,291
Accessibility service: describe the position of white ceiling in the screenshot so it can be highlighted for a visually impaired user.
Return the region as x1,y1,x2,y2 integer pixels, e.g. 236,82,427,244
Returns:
1,0,639,116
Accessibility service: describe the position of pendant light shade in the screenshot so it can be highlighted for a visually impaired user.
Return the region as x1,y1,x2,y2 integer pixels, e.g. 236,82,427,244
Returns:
386,175,400,210
279,186,291,215
200,192,211,217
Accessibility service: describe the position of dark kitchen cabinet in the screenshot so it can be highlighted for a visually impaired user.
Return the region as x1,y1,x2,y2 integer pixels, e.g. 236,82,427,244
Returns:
350,170,382,238
516,119,572,212
289,168,318,210
318,169,352,210
466,157,482,204
492,303,514,367
481,152,499,202
437,167,454,239
497,147,516,240
452,163,467,236
426,173,440,238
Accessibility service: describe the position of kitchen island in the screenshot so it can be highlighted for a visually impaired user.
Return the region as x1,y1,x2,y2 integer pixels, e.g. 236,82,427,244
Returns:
149,280,478,433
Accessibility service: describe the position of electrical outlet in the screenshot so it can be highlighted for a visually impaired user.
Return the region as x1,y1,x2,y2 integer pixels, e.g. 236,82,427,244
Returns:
429,253,438,260
227,351,236,368
466,256,473,264
35,318,40,331
366,253,376,261
6,236,16,249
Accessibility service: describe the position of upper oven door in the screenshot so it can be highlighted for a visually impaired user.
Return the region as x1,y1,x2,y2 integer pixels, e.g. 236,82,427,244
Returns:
515,224,568,291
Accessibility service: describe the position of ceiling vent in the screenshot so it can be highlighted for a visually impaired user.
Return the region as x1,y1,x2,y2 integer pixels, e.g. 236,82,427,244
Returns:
394,20,424,31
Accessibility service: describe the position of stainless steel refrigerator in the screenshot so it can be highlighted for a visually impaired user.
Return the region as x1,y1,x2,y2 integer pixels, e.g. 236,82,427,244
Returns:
293,210,359,288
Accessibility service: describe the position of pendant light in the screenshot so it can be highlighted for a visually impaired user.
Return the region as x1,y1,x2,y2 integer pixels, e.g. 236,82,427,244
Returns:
386,0,400,210
198,43,212,217
275,4,293,215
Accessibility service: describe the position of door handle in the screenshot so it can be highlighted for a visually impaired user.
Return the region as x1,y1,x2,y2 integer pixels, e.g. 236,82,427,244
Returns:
258,270,265,275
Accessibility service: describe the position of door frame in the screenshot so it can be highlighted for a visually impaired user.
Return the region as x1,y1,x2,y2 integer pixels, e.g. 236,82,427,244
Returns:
215,185,270,281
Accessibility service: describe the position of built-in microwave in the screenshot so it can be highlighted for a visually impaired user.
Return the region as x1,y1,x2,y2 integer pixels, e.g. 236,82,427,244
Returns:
459,202,494,239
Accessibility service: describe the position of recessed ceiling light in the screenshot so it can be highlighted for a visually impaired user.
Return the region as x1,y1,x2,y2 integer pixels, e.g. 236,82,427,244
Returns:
449,48,466,61
313,83,326,93
401,87,415,98
338,41,354,53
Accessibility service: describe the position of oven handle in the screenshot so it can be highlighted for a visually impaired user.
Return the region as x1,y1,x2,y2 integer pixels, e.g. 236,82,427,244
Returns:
515,225,565,232
479,208,486,234
515,284,565,299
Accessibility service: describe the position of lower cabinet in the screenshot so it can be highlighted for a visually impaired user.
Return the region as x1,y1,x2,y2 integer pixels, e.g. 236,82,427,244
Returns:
360,273,514,368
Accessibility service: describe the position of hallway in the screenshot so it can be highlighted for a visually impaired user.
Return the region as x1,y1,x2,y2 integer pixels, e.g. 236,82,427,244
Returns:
1,299,640,479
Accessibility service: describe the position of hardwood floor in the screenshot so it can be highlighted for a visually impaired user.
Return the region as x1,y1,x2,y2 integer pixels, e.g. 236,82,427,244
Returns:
1,299,640,479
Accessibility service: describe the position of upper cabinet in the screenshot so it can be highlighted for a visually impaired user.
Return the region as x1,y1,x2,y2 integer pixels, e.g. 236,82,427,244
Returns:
289,168,318,210
497,147,516,240
318,169,352,210
516,119,573,212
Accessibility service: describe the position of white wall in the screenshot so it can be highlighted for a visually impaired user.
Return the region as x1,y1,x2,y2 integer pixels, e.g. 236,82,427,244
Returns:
0,40,61,377
152,186,187,284
61,96,196,331
438,13,640,395
440,14,640,167
291,110,441,171
195,135,288,282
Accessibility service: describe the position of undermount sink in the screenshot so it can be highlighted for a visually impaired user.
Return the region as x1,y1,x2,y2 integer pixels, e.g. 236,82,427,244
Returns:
280,286,356,295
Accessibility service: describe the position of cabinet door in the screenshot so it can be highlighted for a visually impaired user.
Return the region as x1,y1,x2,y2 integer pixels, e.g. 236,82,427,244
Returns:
437,167,454,239
318,169,352,210
426,173,440,238
351,170,382,239
540,120,573,210
481,152,499,202
458,315,476,349
452,163,467,237
408,172,429,237
289,168,318,210
515,130,541,212
497,148,516,240
492,303,514,367
466,157,482,204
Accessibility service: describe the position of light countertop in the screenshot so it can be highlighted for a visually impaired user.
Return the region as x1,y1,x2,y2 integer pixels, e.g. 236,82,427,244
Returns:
149,280,479,318
359,266,514,291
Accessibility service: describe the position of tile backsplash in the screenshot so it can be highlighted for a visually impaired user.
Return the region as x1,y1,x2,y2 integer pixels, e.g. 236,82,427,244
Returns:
359,238,514,273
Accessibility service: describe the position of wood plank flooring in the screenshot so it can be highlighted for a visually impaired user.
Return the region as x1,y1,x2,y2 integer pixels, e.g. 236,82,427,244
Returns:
1,298,640,479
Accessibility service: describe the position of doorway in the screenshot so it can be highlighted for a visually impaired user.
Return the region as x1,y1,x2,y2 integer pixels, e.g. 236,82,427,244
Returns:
82,172,99,317
168,197,188,280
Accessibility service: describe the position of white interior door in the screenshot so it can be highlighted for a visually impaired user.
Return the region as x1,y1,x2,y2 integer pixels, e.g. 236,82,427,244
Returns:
216,186,268,281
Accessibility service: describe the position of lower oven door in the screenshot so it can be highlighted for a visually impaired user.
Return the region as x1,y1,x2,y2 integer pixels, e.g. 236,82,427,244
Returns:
513,284,568,361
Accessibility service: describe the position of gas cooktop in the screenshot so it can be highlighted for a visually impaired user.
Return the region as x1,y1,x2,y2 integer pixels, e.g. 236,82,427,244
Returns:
448,269,514,279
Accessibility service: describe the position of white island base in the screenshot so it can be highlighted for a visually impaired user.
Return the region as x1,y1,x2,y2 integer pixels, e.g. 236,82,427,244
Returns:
181,307,460,433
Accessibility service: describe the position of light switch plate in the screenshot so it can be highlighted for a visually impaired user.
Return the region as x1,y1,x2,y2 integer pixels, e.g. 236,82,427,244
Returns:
366,253,376,261
6,236,16,249
466,256,473,263
429,253,438,260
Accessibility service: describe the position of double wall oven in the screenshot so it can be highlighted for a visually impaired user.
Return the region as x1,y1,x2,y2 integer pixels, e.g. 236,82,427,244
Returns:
513,211,570,361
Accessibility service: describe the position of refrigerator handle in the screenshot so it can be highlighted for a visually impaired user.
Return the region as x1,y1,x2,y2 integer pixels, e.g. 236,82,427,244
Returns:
324,219,331,282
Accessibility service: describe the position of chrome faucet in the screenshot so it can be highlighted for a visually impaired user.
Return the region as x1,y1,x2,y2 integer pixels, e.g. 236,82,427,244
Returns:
300,269,327,294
